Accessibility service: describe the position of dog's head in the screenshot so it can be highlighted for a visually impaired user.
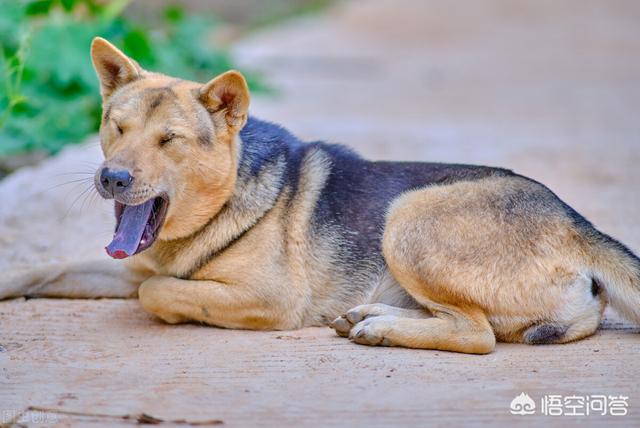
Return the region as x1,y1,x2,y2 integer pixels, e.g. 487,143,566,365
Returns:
90,37,249,259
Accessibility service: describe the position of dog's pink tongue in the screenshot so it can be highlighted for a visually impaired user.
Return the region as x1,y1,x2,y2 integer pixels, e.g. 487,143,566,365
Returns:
105,200,154,259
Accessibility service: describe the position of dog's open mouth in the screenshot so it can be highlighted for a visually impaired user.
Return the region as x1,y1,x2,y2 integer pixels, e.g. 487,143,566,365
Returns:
105,196,169,259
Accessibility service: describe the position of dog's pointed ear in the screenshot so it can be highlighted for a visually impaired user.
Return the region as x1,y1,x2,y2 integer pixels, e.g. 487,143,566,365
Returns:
199,70,250,133
90,37,141,99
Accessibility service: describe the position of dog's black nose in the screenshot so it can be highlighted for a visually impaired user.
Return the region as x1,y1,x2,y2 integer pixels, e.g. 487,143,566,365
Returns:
100,168,133,195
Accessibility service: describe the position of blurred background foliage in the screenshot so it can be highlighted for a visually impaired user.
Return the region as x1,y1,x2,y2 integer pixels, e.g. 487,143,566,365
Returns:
0,0,288,159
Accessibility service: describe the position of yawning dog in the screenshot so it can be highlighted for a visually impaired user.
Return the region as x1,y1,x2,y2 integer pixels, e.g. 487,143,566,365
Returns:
2,37,639,354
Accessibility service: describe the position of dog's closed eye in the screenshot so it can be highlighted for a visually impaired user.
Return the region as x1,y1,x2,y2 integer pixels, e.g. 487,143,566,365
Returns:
159,136,173,146
159,133,181,146
115,122,124,135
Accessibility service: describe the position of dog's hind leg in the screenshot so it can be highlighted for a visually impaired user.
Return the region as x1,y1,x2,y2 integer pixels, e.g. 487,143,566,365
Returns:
345,302,495,354
367,176,616,353
330,301,495,354
332,304,496,354
0,259,146,300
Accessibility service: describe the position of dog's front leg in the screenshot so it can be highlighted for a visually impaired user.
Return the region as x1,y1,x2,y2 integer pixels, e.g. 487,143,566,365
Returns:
0,259,147,300
138,276,291,330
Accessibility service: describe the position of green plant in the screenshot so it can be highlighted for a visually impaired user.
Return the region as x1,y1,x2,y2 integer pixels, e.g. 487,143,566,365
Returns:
0,0,265,157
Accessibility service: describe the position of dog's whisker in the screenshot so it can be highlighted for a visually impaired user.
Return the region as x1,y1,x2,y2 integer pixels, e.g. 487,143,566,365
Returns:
52,171,95,177
45,177,95,192
62,184,96,220
43,180,95,201
76,160,101,167
87,190,103,209
82,187,102,213
78,187,97,213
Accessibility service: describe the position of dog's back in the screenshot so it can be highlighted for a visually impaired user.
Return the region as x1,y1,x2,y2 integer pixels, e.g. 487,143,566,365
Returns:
236,118,517,320
239,117,640,343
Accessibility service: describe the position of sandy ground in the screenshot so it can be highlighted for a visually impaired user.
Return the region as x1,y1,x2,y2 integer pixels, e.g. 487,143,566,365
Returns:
1,0,640,426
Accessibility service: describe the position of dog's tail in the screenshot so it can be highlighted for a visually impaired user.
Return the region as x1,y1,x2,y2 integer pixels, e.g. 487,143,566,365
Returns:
586,230,640,324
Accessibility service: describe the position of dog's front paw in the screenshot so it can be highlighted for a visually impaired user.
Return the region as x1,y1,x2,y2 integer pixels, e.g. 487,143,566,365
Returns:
329,315,352,337
330,304,403,347
138,276,189,324
349,315,397,346
330,303,400,338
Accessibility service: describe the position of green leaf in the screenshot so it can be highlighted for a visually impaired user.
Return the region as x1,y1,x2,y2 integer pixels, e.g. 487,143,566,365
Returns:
123,28,154,65
0,1,269,157
164,5,184,24
25,0,53,16
28,20,102,88
0,1,26,51
60,0,77,12
99,0,132,21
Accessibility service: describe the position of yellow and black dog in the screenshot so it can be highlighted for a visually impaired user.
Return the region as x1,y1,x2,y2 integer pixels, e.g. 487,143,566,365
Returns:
2,38,639,354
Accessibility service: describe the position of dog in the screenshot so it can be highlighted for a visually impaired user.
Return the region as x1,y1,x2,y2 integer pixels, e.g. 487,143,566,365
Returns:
1,37,639,354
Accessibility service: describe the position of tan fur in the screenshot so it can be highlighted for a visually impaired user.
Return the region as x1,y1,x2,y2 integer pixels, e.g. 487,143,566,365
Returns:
1,37,638,354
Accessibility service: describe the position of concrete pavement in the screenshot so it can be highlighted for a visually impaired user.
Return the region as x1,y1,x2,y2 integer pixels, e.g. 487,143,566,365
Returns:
1,1,639,426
